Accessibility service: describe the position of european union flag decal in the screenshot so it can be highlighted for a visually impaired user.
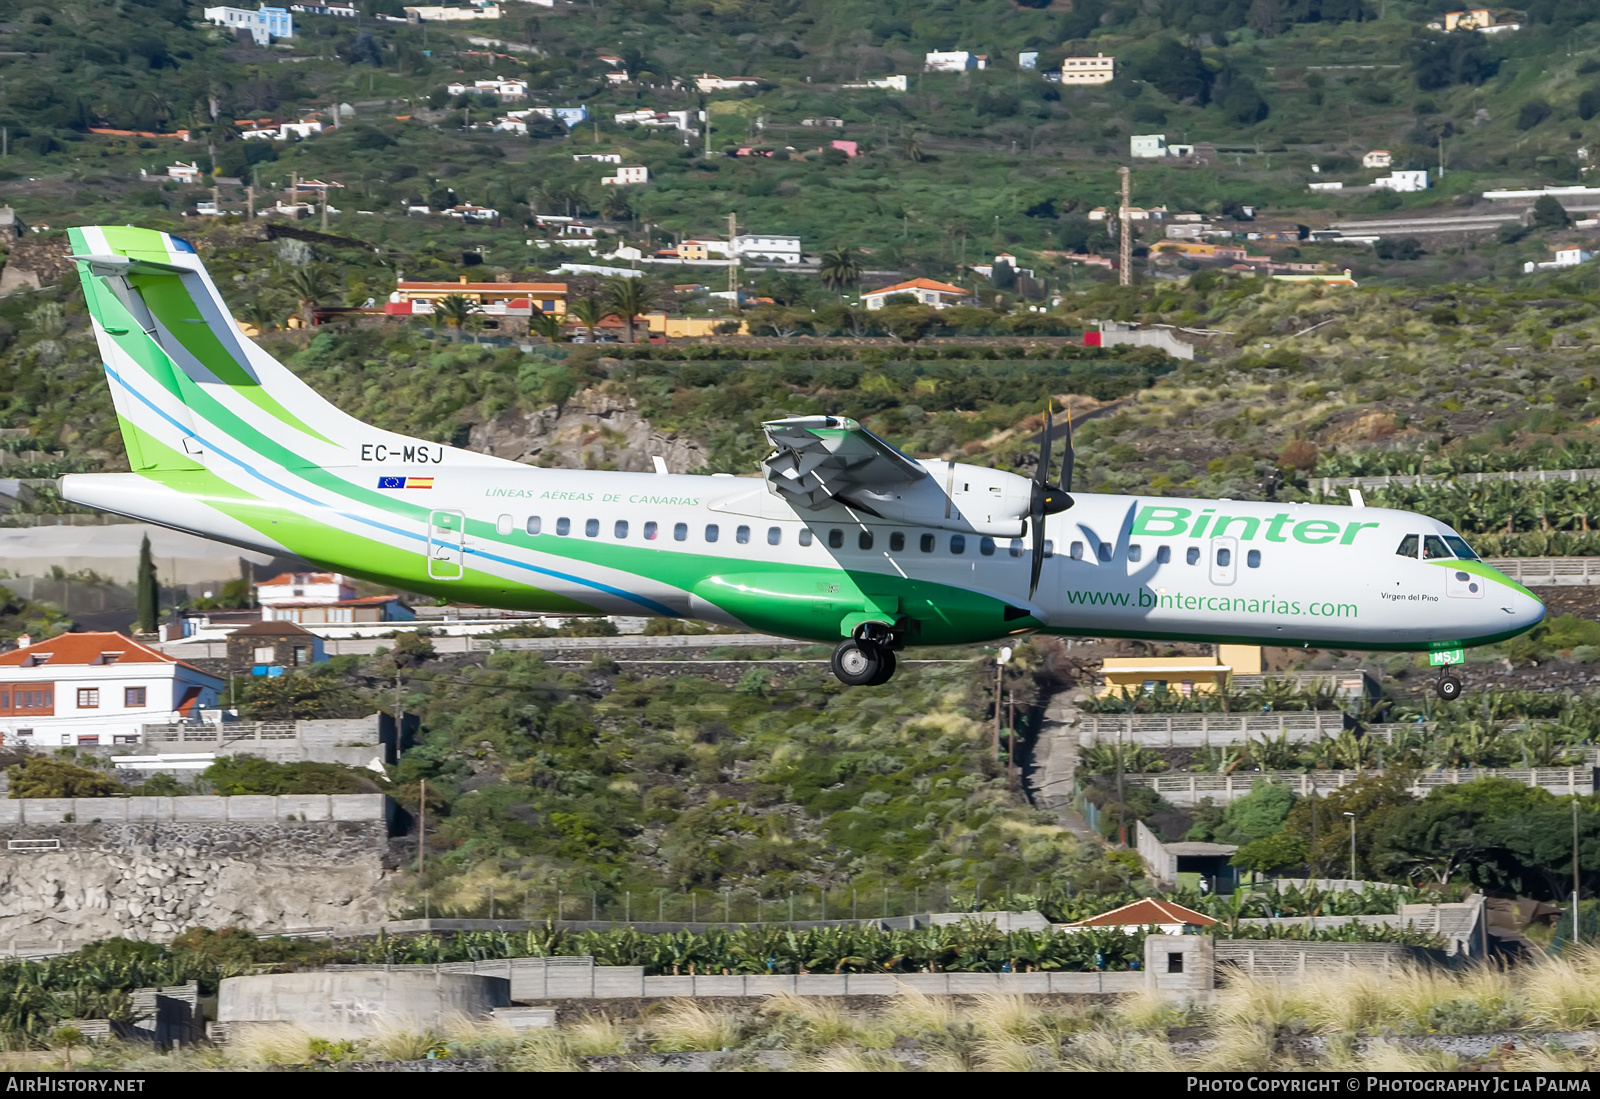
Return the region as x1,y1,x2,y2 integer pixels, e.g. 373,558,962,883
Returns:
377,476,407,489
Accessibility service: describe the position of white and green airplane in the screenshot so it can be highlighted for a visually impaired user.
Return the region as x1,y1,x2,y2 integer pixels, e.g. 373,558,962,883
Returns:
62,226,1543,695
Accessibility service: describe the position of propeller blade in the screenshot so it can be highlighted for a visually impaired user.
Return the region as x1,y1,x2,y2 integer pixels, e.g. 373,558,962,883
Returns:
1061,402,1075,494
1036,407,1053,486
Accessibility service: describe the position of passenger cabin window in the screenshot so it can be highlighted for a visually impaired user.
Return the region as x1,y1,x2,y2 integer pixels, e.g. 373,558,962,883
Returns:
980,537,996,556
799,529,814,547
1128,544,1143,563
1247,549,1261,568
1396,535,1419,558
920,533,935,552
950,535,966,554
1009,539,1024,558
859,531,874,551
644,521,658,540
1042,540,1054,558
674,522,688,541
1070,541,1084,560
1423,535,1451,560
526,516,542,535
1098,542,1112,562
496,514,513,536
705,524,720,543
585,518,600,537
556,517,571,536
1156,545,1171,564
1186,547,1200,565
828,529,844,549
767,527,781,546
614,520,628,539
1216,547,1231,567
1444,536,1479,560
736,525,751,544
889,532,905,551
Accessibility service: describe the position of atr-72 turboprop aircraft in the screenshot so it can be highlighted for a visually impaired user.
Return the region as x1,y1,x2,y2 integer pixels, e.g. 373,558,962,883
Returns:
61,226,1545,694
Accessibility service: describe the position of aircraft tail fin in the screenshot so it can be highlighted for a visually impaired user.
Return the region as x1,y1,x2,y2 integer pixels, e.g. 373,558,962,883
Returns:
68,225,507,477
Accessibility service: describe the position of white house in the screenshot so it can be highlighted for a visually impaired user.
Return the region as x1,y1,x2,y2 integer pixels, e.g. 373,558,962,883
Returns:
404,4,501,20
695,74,762,92
605,70,630,86
167,162,203,184
573,152,623,164
1057,898,1217,935
203,5,294,45
446,77,527,98
861,277,970,310
1130,133,1168,158
1362,149,1393,169
924,51,986,72
838,74,902,91
241,120,325,141
0,632,225,747
601,165,650,186
1524,245,1595,273
447,203,500,221
1061,53,1114,84
492,116,528,134
1373,170,1429,192
256,571,414,625
735,233,802,264
527,105,589,127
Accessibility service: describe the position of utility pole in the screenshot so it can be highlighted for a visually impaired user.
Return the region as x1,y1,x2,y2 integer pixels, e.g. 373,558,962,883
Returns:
1118,165,1132,288
1006,690,1016,788
418,777,427,878
246,184,255,220
1344,811,1357,881
1575,797,1582,944
993,657,1004,761
727,210,738,301
320,193,328,233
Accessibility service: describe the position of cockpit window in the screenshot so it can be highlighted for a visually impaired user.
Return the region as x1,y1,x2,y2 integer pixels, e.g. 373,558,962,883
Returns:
1443,536,1479,561
1423,535,1452,560
1396,535,1419,558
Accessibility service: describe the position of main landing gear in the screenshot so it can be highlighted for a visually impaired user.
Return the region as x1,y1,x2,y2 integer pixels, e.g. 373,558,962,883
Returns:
831,620,905,686
1435,663,1463,701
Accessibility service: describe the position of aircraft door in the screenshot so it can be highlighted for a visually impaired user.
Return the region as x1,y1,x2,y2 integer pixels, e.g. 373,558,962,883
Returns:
1209,536,1238,586
427,509,466,580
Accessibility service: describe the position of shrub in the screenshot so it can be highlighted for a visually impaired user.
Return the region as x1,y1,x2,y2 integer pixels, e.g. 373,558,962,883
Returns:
8,757,123,798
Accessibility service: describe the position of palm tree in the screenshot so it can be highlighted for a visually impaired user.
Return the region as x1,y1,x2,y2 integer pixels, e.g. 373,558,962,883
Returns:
238,299,280,334
569,296,604,341
529,309,563,342
818,247,862,293
899,131,923,163
599,189,633,223
434,292,477,331
286,265,332,327
604,277,652,343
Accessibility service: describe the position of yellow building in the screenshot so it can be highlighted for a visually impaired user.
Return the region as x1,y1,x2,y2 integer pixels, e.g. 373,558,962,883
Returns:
1097,645,1263,698
641,313,748,337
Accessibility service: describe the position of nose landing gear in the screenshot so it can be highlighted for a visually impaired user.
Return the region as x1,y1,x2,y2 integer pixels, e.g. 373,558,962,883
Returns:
1435,662,1463,701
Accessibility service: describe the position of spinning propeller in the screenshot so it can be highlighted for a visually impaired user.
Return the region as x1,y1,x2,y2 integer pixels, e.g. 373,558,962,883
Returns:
1029,405,1075,598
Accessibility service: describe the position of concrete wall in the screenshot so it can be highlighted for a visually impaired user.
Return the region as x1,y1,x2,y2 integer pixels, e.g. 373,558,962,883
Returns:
219,972,511,1038
1144,934,1214,995
331,959,1145,999
0,797,394,945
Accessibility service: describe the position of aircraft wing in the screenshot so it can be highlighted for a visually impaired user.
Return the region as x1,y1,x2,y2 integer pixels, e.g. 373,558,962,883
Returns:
761,416,929,511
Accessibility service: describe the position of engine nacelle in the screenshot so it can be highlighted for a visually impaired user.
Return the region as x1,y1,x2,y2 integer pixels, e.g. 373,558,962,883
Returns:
844,460,1032,537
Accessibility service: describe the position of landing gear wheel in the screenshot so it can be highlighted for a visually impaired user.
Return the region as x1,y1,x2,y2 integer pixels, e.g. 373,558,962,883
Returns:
1436,674,1462,701
832,640,885,687
866,648,897,686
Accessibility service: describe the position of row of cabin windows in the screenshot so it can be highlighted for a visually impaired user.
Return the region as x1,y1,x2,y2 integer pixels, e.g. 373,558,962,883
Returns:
515,516,1038,556
1067,542,1263,569
508,517,1272,567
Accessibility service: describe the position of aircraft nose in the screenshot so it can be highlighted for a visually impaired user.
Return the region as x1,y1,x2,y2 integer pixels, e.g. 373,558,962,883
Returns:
1515,588,1546,631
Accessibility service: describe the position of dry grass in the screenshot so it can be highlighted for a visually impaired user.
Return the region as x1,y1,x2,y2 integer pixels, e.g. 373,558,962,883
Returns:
644,999,739,1052
882,985,957,1034
759,992,860,1047
1059,1029,1178,1072
805,1048,908,1071
1523,945,1600,1030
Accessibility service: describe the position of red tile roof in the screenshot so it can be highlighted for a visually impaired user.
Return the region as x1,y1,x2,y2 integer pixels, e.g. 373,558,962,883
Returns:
864,277,970,297
395,280,568,294
1062,898,1216,928
0,631,220,682
258,571,342,587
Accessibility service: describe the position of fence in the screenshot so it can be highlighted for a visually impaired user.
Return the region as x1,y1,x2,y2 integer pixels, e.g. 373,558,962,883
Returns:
1077,711,1347,748
1125,763,1598,805
142,722,299,744
1315,468,1600,495
1483,557,1600,586
0,793,389,826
